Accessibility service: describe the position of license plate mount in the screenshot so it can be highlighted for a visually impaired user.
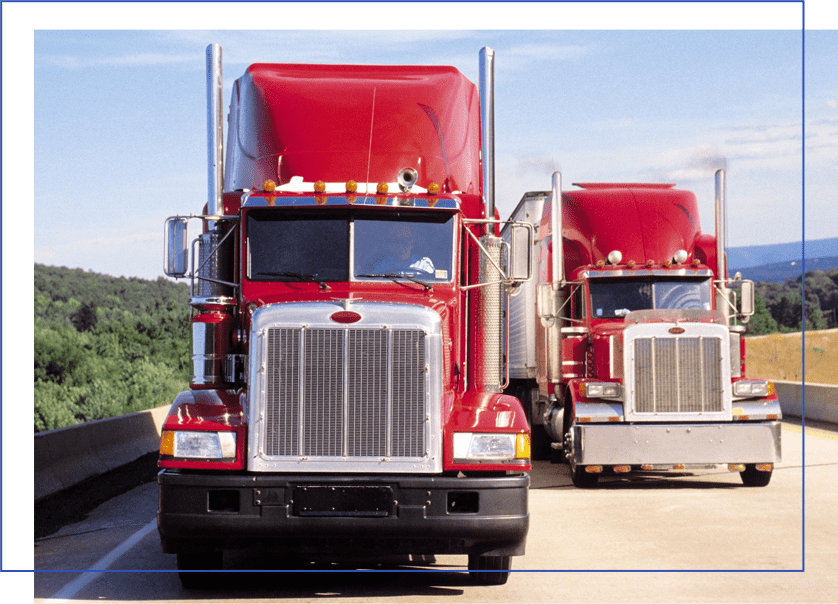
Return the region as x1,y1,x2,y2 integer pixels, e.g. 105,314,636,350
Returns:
292,485,393,517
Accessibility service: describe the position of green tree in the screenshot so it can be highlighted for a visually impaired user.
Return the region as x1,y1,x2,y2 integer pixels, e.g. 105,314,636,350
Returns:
747,295,778,335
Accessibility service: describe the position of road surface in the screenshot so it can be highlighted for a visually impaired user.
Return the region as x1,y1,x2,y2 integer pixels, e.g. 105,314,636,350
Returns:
30,420,837,602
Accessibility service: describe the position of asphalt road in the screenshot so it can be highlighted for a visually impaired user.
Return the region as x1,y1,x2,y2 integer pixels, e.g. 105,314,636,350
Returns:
31,420,838,603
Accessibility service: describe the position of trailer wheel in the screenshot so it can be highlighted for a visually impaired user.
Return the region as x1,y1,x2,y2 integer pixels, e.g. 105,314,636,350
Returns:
177,551,223,589
468,554,511,585
740,464,772,487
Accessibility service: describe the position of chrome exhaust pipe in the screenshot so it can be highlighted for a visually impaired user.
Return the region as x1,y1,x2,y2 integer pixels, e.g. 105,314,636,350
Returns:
714,169,729,322
479,47,495,222
206,43,224,225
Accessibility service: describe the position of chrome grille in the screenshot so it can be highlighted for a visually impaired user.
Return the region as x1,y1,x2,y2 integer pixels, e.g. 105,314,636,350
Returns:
264,326,426,458
634,336,723,414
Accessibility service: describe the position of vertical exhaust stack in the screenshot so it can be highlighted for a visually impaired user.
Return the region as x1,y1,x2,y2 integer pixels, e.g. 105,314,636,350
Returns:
549,171,565,385
479,47,495,223
191,43,235,389
714,169,729,323
207,43,224,225
473,47,503,392
551,172,563,287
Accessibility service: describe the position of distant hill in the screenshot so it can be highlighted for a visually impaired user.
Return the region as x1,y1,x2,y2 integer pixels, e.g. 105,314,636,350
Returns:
728,237,838,283
734,256,838,283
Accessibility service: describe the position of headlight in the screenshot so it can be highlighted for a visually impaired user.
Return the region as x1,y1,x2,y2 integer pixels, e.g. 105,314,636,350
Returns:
583,382,621,398
453,432,530,461
733,380,770,397
160,430,237,459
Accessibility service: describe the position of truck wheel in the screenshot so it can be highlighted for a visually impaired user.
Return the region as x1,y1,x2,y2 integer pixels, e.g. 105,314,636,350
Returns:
740,464,772,487
177,551,223,589
468,554,511,585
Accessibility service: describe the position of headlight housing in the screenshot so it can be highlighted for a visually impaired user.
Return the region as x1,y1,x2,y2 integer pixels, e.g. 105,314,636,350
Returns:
453,432,530,461
160,430,237,460
733,380,771,397
583,382,621,399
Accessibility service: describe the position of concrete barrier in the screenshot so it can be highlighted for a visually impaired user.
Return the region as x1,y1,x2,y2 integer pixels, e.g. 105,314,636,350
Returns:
34,405,169,502
774,381,838,425
33,381,836,503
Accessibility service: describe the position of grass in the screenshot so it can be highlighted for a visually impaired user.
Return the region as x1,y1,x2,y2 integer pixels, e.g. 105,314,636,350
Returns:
745,329,838,385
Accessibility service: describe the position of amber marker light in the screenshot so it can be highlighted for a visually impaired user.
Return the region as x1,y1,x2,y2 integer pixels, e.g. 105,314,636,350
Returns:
345,180,358,193
692,259,701,267
263,179,277,192
627,260,636,268
314,180,326,194
613,465,630,473
377,182,389,194
160,430,175,456
428,182,440,195
595,260,605,268
646,259,655,268
516,433,531,459
728,464,746,472
674,464,685,471
756,464,774,472
586,466,603,474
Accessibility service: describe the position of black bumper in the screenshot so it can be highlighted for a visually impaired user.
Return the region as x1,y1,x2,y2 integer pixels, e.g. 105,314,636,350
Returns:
158,470,529,557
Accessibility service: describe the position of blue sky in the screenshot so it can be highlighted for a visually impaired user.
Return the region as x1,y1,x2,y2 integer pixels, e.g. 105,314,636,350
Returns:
15,2,835,281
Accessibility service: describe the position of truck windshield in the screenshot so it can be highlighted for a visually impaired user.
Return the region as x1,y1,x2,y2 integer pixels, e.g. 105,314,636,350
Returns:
246,211,454,283
589,278,712,318
354,215,454,282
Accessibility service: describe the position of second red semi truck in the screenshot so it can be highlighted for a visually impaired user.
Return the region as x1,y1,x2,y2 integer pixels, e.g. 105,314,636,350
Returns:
157,45,532,587
503,172,781,487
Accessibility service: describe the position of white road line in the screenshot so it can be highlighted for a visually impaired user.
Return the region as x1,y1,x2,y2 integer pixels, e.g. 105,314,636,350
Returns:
45,519,157,603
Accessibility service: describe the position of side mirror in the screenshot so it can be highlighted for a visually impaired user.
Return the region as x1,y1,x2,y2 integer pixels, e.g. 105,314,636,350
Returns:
507,222,533,282
739,279,755,317
165,217,189,278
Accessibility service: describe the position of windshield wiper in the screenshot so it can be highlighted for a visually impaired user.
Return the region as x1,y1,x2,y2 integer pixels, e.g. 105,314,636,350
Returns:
261,271,331,290
356,273,433,292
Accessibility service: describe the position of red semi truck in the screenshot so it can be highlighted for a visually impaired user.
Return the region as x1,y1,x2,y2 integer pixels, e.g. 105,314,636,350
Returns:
502,172,781,487
157,45,532,587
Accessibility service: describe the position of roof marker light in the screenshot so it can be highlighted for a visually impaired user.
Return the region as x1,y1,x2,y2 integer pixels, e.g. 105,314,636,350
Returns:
346,180,358,193
428,182,440,195
263,180,276,192
377,182,389,194
314,180,326,194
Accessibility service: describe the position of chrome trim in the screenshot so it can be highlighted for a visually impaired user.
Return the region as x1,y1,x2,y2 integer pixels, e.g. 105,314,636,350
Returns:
192,321,224,385
248,302,443,473
242,194,459,209
623,319,732,422
582,269,714,278
569,421,781,465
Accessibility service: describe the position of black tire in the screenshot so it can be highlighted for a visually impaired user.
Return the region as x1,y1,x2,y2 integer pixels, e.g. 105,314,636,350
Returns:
177,551,223,589
468,554,511,586
740,464,772,487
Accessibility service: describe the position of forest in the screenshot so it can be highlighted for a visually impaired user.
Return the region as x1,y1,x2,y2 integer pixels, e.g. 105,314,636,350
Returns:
748,268,838,335
34,264,191,432
33,264,837,431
